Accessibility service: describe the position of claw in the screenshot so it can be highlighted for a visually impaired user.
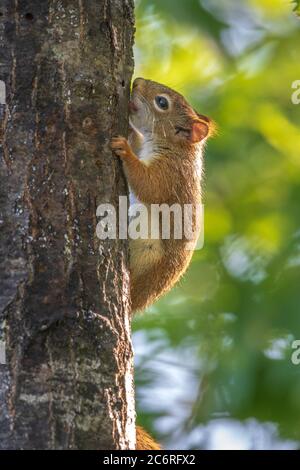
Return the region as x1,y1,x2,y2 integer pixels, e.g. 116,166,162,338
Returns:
111,136,132,160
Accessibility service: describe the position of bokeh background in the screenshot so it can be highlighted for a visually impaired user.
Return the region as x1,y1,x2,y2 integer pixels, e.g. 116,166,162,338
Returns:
132,0,300,450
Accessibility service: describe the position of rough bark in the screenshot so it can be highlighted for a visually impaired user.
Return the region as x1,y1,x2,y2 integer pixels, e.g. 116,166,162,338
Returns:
0,0,135,450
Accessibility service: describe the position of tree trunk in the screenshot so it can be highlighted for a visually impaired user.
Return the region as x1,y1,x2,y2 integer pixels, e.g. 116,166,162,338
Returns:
0,0,135,450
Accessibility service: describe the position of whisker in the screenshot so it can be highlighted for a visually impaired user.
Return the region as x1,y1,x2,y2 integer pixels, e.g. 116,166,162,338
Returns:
152,116,155,139
168,119,176,132
138,93,151,112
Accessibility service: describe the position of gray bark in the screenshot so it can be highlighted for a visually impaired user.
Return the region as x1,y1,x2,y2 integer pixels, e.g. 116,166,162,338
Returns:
0,0,135,449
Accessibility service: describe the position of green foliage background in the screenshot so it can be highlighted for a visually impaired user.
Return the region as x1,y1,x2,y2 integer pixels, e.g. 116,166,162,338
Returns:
133,0,300,449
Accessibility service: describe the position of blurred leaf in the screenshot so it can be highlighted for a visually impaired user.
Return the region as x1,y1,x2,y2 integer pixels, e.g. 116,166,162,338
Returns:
293,0,300,16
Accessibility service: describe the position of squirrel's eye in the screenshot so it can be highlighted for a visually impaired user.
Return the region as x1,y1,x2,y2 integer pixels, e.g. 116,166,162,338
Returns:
155,95,169,110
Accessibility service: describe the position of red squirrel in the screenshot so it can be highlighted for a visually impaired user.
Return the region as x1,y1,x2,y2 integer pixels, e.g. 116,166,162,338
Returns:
111,78,214,449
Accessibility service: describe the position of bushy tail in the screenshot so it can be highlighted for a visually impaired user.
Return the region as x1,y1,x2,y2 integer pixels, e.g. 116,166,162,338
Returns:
136,426,161,450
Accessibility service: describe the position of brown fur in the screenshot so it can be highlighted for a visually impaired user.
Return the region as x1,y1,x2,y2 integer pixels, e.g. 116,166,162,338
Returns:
111,78,214,313
111,79,214,449
136,426,161,450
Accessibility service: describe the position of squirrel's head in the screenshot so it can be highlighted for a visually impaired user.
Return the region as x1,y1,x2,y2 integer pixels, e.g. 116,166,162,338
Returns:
129,77,215,146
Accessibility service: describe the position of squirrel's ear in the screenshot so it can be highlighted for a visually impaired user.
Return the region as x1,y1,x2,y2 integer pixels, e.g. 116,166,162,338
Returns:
190,120,209,143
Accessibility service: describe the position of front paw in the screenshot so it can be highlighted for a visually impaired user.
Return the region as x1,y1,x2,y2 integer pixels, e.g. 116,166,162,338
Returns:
111,136,133,160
